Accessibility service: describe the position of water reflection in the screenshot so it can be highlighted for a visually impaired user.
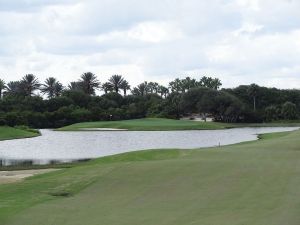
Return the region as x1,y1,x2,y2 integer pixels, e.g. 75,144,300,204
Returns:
0,158,91,168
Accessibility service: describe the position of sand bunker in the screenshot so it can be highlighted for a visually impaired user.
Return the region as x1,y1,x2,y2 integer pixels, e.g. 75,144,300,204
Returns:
0,169,60,185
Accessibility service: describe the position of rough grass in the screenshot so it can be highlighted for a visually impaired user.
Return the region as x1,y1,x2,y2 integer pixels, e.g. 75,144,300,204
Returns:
0,126,39,141
58,118,232,131
1,130,300,225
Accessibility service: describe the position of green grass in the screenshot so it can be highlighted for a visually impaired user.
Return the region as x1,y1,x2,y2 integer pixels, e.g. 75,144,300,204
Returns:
0,126,39,141
1,130,300,225
58,118,232,131
58,118,300,131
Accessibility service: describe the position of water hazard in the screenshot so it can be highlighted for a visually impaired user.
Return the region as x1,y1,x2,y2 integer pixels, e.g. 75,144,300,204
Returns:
0,127,298,166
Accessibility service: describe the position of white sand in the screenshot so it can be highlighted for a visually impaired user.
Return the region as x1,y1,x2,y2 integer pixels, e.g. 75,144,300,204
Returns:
0,169,60,184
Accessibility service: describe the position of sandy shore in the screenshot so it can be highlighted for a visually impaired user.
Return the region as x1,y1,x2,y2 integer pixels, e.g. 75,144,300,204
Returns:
0,169,60,185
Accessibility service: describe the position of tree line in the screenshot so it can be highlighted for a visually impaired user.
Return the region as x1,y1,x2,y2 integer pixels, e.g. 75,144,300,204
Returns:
0,73,222,98
0,73,298,128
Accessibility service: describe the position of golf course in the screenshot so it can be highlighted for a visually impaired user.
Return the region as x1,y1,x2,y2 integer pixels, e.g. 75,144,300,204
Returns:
1,128,300,225
0,1,299,224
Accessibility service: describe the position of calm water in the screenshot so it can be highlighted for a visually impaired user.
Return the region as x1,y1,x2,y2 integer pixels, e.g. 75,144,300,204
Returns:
0,127,298,165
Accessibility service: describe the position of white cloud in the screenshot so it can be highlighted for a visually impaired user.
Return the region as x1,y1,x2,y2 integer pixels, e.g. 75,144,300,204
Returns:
0,0,299,89
236,0,261,11
127,21,183,43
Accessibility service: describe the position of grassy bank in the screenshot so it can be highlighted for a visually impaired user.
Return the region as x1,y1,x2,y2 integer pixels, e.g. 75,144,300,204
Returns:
0,126,40,141
1,130,300,225
58,118,232,131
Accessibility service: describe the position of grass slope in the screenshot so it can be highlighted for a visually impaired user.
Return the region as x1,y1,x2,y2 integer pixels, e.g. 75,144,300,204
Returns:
1,131,300,225
58,118,231,131
0,126,39,141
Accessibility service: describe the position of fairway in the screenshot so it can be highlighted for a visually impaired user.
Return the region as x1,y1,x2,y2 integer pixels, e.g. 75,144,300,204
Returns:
58,118,231,131
0,127,39,141
1,130,300,225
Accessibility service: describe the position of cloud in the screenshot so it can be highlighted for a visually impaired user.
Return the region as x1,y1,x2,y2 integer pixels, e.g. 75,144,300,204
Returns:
0,0,77,12
0,0,299,89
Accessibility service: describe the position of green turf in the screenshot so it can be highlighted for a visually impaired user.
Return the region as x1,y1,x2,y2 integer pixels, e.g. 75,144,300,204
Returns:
0,126,39,141
1,130,300,225
58,118,232,131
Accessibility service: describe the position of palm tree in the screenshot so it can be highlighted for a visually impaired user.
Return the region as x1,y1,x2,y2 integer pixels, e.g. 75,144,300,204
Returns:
0,79,6,99
169,78,183,93
158,85,169,98
211,78,222,90
4,81,23,96
20,74,40,96
40,77,57,98
101,82,114,94
248,83,259,111
41,77,64,98
147,82,159,94
54,82,64,97
182,77,197,92
108,75,124,93
120,80,131,95
68,81,82,91
199,76,222,90
132,82,148,96
79,72,100,95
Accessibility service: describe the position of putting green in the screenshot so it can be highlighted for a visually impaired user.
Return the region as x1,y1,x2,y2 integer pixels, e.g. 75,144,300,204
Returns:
58,118,232,131
1,131,300,225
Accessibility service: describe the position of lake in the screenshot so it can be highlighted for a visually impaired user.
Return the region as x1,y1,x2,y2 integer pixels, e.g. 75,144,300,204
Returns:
0,127,298,166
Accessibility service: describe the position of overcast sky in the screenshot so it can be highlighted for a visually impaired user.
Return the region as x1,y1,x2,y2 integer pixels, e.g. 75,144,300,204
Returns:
0,0,299,89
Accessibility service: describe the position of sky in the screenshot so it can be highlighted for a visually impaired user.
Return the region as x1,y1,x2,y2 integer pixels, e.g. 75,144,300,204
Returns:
0,0,300,89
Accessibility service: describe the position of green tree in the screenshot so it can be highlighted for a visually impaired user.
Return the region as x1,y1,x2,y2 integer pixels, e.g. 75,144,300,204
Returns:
108,75,124,93
247,84,259,111
181,87,211,113
158,85,169,98
120,80,131,95
265,105,280,122
101,82,114,94
79,72,100,95
54,81,64,97
147,82,159,94
169,78,183,93
20,74,40,97
213,91,243,122
132,82,148,96
40,77,63,99
199,76,222,90
281,101,297,120
182,77,197,92
0,79,6,99
68,82,82,92
168,93,182,119
4,81,23,97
